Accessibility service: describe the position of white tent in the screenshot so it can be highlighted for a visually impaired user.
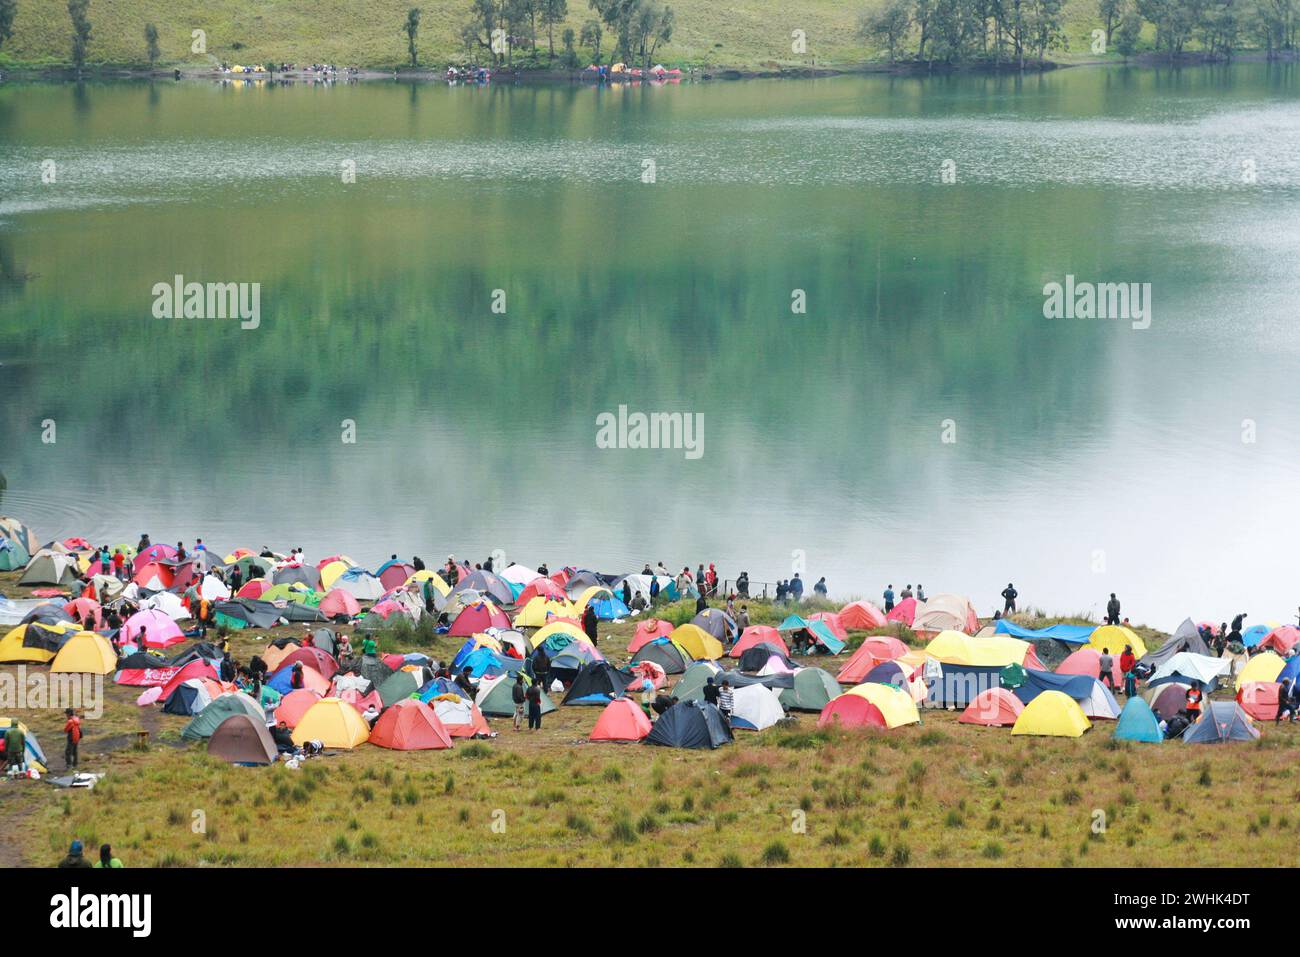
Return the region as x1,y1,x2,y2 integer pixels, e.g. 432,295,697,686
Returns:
332,569,385,601
1077,679,1121,719
499,563,541,587
911,593,976,635
200,574,231,601
141,591,187,620
0,597,56,627
18,550,81,587
730,684,785,731
1150,652,1231,687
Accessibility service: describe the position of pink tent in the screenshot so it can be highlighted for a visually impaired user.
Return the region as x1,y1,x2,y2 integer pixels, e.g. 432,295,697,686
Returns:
237,579,269,599
65,597,103,630
278,646,339,680
378,562,416,592
1238,682,1280,721
335,687,384,714
730,626,788,659
319,588,361,620
1057,647,1120,685
274,689,323,728
448,602,510,637
886,597,917,626
808,612,848,642
369,599,404,619
132,544,177,572
627,618,674,653
518,577,567,605
123,609,186,649
1259,627,1300,655
837,600,888,630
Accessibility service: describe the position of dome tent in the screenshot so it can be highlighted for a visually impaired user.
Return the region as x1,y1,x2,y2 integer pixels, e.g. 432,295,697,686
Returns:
645,700,732,750
1011,690,1091,738
589,697,652,742
369,699,453,751
1113,696,1163,743
208,714,278,764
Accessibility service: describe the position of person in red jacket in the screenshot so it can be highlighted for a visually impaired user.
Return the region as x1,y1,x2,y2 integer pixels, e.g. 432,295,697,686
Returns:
1119,645,1137,697
63,709,82,770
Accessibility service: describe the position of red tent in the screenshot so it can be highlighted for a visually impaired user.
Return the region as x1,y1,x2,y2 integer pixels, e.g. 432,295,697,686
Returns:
958,687,1024,726
589,698,652,742
817,694,887,730
1022,645,1047,672
627,660,666,690
274,689,322,728
278,646,339,681
1259,627,1300,655
237,579,269,599
132,544,177,572
378,562,415,592
448,602,510,637
837,600,888,630
730,626,788,659
319,588,361,620
836,636,908,684
160,658,219,698
628,618,674,653
886,597,917,626
808,612,848,642
1238,682,1280,721
131,561,176,589
369,699,454,751
518,577,567,605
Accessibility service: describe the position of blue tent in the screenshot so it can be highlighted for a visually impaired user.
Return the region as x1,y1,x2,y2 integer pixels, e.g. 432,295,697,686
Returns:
1114,696,1163,743
459,646,523,680
1183,701,1260,744
993,620,1095,643
1241,624,1270,648
1279,656,1300,686
418,677,462,702
776,615,845,655
1013,669,1096,705
589,595,631,620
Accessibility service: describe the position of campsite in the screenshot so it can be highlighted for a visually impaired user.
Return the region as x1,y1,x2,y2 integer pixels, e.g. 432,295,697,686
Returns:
2,524,1297,869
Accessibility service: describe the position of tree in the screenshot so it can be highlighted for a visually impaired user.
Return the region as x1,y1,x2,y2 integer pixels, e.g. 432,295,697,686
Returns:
561,25,577,64
541,0,568,60
633,1,673,72
144,22,159,68
0,0,16,53
68,0,92,72
579,17,604,61
1113,4,1143,54
1098,0,1122,39
405,7,421,66
859,0,913,60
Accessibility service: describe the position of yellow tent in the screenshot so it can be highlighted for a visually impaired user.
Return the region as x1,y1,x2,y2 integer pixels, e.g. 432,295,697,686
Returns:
514,597,577,628
529,620,590,650
319,560,352,590
1011,690,1091,737
403,569,450,596
1089,625,1146,659
50,631,118,675
0,622,80,664
291,698,370,749
669,623,724,661
1236,651,1284,691
846,682,920,728
924,630,1028,667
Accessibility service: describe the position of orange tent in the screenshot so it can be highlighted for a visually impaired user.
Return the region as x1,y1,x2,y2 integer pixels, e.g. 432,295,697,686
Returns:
817,694,887,730
958,688,1025,727
589,698,652,742
808,612,848,641
274,689,322,728
838,600,887,630
430,696,491,737
627,618,674,653
263,641,300,672
730,626,788,659
836,635,909,684
369,699,454,750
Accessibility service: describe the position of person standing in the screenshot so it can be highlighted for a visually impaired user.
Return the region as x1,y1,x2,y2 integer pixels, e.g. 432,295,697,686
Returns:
526,679,543,730
1106,593,1121,626
582,602,599,646
1119,644,1137,697
63,709,81,770
4,721,26,773
1001,583,1018,615
511,675,527,731
533,645,551,693
717,680,734,724
702,676,719,707
883,584,895,614
736,604,750,634
1098,648,1116,692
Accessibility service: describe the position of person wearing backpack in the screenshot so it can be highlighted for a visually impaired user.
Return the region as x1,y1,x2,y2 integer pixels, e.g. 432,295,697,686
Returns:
511,674,527,731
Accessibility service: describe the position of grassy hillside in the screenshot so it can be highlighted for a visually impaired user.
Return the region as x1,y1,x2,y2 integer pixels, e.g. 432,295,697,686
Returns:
0,0,1115,71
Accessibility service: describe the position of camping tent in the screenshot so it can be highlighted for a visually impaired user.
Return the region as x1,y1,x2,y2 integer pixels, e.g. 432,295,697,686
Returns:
728,684,786,731
208,714,278,764
958,687,1024,727
669,623,725,661
776,615,845,655
845,682,920,728
332,567,385,601
925,631,1028,667
817,694,887,730
529,620,590,651
181,693,264,741
778,668,841,712
1057,647,1120,686
162,678,216,716
1139,618,1211,671
730,626,787,659
1258,626,1300,655
691,608,737,642
50,631,117,675
628,618,674,653
1145,683,1192,721
18,549,82,586
1237,682,1280,721
1182,701,1259,744
911,593,979,637
1011,690,1091,737
837,600,887,630
369,699,454,751
0,621,78,664
477,675,556,717
644,700,733,749
1114,696,1163,743
562,661,634,705
1149,652,1230,689
836,636,910,685
122,609,186,650
1089,625,1146,659
886,597,917,625
515,597,578,629
1236,651,1284,691
589,698,652,742
319,588,361,620
273,689,322,728
429,695,491,737
291,697,371,748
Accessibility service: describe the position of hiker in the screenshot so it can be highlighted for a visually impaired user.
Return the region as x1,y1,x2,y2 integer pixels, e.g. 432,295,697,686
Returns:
176,541,187,562
649,577,660,601
717,679,734,724
1184,685,1203,719
916,584,926,601
422,576,438,614
790,574,804,602
230,564,244,592
775,580,788,603
63,708,81,770
533,645,551,692
526,679,543,730
621,579,632,606
95,844,123,868
136,533,151,554
1231,612,1247,634
112,548,127,581
1119,644,1137,697
455,666,477,699
1001,583,1018,614
1105,593,1121,626
1098,648,1116,691
695,591,708,614
814,577,828,597
511,674,527,731
736,571,749,598
702,676,719,706
361,634,378,656
58,840,93,868
736,604,750,633
1275,678,1295,723
883,584,895,613
705,563,718,596
4,721,25,773
676,567,692,595
582,602,599,644
901,584,913,600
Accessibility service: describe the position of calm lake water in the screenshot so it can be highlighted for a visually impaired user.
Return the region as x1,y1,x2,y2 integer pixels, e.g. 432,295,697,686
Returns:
2,65,1299,628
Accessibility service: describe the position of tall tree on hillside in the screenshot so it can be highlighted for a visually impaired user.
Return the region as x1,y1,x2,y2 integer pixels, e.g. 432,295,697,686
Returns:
634,1,672,72
1023,0,1068,63
405,7,421,66
144,22,160,68
460,0,500,65
0,0,17,53
1098,0,1122,39
859,0,913,60
561,25,577,64
1113,4,1143,54
68,0,92,72
541,0,568,60
579,17,604,61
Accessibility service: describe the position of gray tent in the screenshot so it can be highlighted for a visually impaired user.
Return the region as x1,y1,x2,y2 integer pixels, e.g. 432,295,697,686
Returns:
1140,618,1212,671
1182,700,1260,744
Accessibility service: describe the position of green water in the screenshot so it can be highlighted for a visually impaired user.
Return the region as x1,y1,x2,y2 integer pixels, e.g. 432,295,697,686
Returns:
2,65,1298,626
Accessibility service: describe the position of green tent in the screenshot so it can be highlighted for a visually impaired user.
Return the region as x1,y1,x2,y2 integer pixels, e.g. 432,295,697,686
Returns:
377,669,423,707
478,676,557,717
671,662,723,702
1000,663,1027,690
181,693,264,741
0,537,30,571
779,668,841,712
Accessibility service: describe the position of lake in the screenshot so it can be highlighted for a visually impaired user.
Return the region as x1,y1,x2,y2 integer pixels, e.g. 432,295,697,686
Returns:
2,64,1298,628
